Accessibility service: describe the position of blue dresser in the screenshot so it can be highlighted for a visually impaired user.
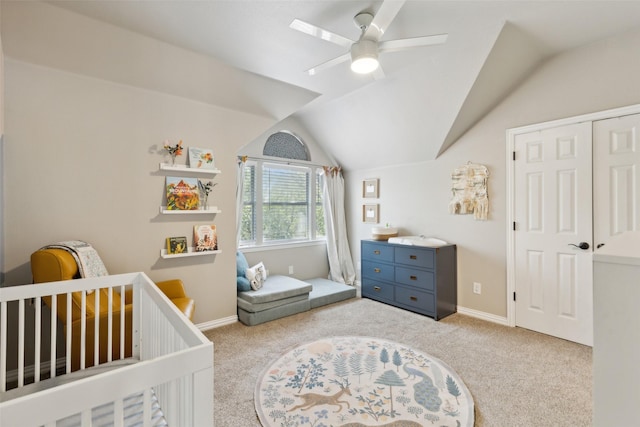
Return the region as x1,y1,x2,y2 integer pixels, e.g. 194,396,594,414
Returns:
361,240,457,320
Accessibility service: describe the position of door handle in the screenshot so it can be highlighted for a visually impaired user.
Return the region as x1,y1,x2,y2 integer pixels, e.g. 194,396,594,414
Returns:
597,243,605,249
569,242,590,250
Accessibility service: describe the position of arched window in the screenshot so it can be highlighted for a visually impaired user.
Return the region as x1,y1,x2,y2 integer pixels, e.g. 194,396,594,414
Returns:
239,131,324,247
263,131,310,161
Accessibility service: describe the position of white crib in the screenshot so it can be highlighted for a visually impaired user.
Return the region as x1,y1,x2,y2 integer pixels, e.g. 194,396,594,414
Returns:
0,272,213,426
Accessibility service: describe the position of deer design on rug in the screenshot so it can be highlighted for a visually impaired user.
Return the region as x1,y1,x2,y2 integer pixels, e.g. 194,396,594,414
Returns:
288,378,352,413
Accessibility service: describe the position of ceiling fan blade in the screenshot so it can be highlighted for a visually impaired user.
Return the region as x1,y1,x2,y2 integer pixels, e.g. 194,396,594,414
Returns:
290,18,354,48
364,0,406,40
379,34,448,53
305,53,351,76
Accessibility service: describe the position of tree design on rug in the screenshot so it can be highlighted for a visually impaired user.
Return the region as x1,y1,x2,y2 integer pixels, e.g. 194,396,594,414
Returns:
334,353,349,379
393,350,403,372
365,352,378,379
375,370,406,416
446,375,461,404
380,348,390,368
287,358,327,392
349,352,364,381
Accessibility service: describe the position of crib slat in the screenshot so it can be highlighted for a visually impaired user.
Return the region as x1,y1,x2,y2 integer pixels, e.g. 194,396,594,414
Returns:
1,300,7,392
94,290,100,366
107,287,113,363
51,295,57,379
113,397,124,427
81,408,91,426
143,388,152,427
80,291,86,370
167,378,178,425
120,285,125,360
18,299,24,387
35,296,41,383
66,292,72,374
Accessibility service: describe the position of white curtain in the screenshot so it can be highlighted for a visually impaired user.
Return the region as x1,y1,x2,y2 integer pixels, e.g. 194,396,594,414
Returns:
236,156,247,246
322,166,356,285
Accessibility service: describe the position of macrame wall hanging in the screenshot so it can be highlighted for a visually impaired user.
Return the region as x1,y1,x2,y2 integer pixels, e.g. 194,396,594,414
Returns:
448,162,489,220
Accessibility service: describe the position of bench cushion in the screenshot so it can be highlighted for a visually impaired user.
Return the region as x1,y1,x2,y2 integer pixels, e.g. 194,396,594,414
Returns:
237,275,311,304
238,299,310,326
306,278,357,309
237,293,308,313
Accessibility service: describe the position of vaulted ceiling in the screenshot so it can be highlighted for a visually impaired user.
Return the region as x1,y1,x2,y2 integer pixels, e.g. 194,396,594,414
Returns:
9,1,640,170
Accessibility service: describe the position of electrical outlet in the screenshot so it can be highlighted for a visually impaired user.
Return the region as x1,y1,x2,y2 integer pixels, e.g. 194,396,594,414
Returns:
473,282,482,294
288,265,294,275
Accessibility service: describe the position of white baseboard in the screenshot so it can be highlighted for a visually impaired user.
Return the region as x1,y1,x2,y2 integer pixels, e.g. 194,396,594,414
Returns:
197,315,238,331
456,306,509,326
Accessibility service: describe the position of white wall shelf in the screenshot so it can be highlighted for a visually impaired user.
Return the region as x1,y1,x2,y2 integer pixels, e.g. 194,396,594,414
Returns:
160,248,222,259
159,206,221,214
159,163,221,175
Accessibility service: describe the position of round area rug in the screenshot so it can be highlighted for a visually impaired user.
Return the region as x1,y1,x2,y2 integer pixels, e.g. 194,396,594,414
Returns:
255,336,474,426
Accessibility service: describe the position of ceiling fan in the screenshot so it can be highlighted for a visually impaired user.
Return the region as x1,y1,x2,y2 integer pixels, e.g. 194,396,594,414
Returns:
290,0,448,78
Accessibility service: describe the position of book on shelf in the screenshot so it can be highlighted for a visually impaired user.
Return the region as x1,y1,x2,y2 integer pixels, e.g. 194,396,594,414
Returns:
166,176,199,210
194,224,218,252
188,147,215,170
166,236,188,254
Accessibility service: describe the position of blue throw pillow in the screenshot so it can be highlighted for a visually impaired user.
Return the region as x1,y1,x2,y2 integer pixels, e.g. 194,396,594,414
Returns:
237,276,251,292
237,251,251,292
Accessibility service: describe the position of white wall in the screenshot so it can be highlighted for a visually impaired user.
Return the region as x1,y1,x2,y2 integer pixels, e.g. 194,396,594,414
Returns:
0,5,5,286
3,59,273,325
347,26,640,318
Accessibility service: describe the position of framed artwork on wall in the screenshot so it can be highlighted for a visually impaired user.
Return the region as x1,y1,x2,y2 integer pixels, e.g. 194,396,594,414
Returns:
363,178,379,198
363,204,379,223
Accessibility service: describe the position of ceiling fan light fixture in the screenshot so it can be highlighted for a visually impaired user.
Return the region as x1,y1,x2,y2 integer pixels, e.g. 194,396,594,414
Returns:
350,39,379,74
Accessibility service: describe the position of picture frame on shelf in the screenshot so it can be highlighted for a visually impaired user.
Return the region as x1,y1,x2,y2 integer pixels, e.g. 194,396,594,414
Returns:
166,176,199,210
194,224,218,252
166,236,188,255
362,204,379,223
189,147,215,170
363,178,379,198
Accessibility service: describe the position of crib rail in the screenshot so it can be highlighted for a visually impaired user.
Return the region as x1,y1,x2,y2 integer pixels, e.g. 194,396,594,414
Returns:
0,272,213,426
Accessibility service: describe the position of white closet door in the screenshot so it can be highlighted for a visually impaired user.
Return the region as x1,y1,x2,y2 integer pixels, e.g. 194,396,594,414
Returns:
593,113,640,248
514,122,593,346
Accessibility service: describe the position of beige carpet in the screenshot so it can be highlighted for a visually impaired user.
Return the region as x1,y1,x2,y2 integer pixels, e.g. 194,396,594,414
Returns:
205,298,592,427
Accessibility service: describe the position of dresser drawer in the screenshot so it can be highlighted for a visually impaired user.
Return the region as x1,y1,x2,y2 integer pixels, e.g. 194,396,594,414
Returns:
394,247,434,269
362,280,394,301
395,287,435,313
362,241,394,263
395,267,435,290
362,260,395,282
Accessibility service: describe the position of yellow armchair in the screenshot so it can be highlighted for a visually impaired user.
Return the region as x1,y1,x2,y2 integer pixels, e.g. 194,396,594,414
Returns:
30,248,195,370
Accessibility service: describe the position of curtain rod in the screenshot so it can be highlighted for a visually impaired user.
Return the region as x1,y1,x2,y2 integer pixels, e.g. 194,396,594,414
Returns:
240,155,328,168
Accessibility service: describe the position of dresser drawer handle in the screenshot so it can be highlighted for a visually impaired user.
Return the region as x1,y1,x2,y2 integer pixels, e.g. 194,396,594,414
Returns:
409,255,417,260
410,275,417,280
374,268,381,273
374,250,380,255
373,286,381,292
410,296,418,301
